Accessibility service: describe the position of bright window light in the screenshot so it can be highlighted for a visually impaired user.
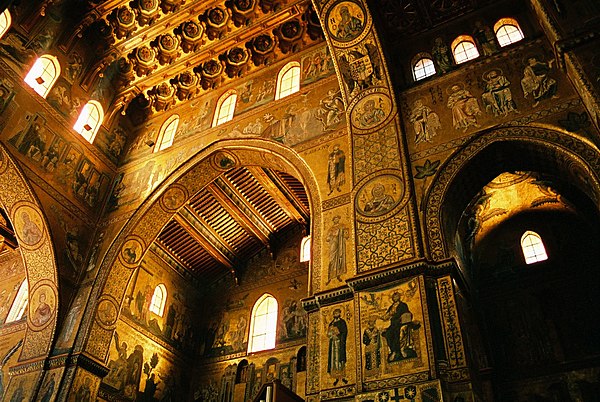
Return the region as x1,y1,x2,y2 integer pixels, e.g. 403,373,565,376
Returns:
275,62,300,100
155,115,179,152
74,101,104,143
24,55,61,98
213,91,237,127
521,231,548,264
6,280,28,323
300,235,311,262
452,37,480,64
413,57,436,81
495,18,524,47
248,294,278,353
0,9,11,40
149,284,167,316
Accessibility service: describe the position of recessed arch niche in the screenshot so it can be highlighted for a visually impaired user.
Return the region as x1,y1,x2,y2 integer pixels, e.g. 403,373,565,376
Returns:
75,138,322,365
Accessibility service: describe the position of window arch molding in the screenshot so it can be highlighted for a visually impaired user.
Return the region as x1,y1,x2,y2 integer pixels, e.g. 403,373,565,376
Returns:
494,17,524,47
213,90,237,127
154,114,179,152
275,61,301,100
0,8,11,40
24,54,61,98
74,100,104,143
248,293,278,353
451,35,480,64
520,230,548,264
149,284,167,317
411,53,436,81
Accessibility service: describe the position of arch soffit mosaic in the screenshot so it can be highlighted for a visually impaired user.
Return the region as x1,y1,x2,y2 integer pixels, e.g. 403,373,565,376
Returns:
423,125,600,262
0,144,59,362
78,138,322,363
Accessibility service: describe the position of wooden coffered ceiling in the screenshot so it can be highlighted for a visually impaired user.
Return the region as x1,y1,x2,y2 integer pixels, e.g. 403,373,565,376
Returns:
152,166,309,288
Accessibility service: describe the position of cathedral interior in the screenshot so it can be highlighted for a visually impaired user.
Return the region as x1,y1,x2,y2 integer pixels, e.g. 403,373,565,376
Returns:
0,0,598,401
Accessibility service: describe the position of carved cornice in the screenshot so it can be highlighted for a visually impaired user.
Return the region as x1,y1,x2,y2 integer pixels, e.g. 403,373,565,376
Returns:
8,358,45,375
66,353,110,377
301,260,456,312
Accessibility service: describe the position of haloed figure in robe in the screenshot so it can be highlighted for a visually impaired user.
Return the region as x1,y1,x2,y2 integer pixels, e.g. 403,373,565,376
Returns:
410,99,441,144
362,318,381,374
327,308,348,386
327,145,345,195
326,216,349,285
447,85,481,132
521,57,558,107
383,292,420,362
482,70,517,116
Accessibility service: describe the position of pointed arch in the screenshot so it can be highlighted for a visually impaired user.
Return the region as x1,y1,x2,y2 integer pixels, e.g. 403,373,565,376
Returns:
423,126,600,262
0,144,59,366
74,138,322,365
521,231,548,264
24,55,61,98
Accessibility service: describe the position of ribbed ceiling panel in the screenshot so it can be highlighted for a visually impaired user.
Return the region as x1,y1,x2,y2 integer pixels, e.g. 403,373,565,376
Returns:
155,167,309,288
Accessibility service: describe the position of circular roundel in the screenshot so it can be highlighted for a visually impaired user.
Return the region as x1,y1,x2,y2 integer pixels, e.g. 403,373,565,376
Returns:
28,282,56,331
96,295,119,330
211,150,239,171
355,172,405,222
160,184,188,212
325,0,370,47
12,203,45,250
118,236,145,268
350,92,393,132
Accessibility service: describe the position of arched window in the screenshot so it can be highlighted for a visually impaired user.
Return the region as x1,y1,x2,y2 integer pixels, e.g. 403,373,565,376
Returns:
24,55,61,98
412,56,436,81
154,114,179,152
6,280,28,323
213,91,237,127
248,294,278,353
275,62,300,100
494,18,524,47
73,100,104,143
300,235,311,262
521,231,548,264
0,9,11,40
149,284,167,316
451,36,480,64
